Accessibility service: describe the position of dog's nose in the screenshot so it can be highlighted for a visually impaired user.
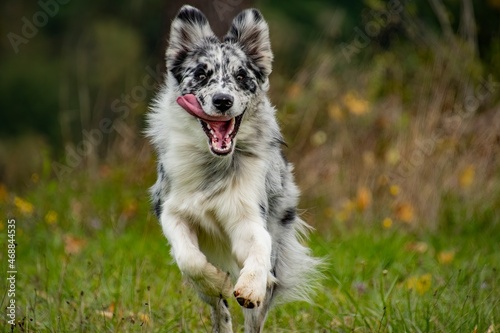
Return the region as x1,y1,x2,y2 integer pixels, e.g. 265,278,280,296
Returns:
212,93,234,112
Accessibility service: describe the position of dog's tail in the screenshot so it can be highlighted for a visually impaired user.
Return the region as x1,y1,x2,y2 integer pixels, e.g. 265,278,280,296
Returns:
272,217,325,305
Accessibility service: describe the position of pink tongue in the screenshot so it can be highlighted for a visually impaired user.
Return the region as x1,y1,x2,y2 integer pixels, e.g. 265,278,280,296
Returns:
176,94,234,152
176,94,204,119
176,94,232,121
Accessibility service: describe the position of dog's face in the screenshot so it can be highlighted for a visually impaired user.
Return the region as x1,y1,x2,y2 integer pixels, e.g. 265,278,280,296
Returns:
166,5,273,156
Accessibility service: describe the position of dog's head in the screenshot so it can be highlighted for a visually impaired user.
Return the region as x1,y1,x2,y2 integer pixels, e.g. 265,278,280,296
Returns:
166,5,273,156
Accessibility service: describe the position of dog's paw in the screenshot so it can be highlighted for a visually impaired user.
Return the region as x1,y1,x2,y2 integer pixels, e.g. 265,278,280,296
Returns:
233,269,267,309
189,263,233,299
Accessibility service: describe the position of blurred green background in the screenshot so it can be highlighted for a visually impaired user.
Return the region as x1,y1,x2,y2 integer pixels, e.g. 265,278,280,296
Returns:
1,1,500,331
1,0,499,230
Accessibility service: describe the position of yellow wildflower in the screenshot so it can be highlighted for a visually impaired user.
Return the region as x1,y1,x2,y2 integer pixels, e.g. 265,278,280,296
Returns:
356,187,372,211
459,165,475,188
343,91,369,115
406,273,432,295
416,274,432,295
389,184,400,196
328,103,343,121
14,196,34,216
45,210,58,225
438,251,455,265
138,312,150,324
394,202,414,223
382,217,393,229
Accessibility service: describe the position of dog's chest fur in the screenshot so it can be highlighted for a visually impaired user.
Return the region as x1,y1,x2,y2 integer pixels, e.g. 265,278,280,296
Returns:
161,147,269,274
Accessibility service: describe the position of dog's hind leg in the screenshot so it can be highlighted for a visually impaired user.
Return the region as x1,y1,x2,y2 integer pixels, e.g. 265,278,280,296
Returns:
242,284,274,333
199,293,233,333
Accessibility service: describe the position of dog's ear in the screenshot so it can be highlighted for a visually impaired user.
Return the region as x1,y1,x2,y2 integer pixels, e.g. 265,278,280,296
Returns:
224,9,273,83
166,5,216,82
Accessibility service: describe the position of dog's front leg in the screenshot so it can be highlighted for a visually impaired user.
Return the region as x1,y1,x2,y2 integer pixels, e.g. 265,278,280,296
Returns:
160,210,233,299
230,219,275,309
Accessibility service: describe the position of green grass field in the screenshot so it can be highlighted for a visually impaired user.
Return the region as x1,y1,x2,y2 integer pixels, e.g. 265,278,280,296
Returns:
1,165,499,333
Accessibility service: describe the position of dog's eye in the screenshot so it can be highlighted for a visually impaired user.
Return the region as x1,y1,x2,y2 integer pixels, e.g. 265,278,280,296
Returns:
236,71,247,81
194,68,207,81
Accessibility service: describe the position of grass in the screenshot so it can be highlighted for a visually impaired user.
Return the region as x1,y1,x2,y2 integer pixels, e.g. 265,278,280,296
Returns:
1,164,499,333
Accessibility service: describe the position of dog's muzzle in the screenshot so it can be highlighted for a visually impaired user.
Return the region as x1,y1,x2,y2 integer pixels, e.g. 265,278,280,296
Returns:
177,94,243,156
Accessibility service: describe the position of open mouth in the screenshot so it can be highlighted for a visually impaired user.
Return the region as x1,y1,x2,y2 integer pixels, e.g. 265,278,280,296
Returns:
199,114,244,155
177,94,243,155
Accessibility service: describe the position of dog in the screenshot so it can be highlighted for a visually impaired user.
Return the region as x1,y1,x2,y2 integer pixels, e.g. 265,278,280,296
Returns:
146,5,321,332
